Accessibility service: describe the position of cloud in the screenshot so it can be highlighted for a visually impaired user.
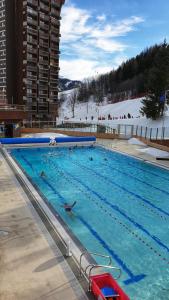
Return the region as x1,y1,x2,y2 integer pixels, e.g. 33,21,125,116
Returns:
90,16,144,39
61,5,91,42
60,59,112,80
96,14,106,22
60,3,144,80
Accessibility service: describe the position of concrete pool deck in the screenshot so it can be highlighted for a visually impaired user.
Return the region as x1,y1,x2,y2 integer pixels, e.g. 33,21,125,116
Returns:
0,139,169,299
0,151,89,300
98,138,169,169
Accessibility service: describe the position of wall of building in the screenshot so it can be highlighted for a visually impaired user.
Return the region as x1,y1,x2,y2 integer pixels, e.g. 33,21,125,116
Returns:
0,0,7,104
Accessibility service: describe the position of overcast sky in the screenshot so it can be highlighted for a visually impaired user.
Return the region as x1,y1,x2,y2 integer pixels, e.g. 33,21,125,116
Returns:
59,0,169,80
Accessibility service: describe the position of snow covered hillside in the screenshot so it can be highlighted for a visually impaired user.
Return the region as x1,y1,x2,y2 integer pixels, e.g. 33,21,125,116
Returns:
58,94,169,129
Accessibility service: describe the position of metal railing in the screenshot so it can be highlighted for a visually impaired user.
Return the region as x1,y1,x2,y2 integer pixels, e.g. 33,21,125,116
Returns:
117,124,169,140
0,104,26,111
80,251,112,277
20,120,169,141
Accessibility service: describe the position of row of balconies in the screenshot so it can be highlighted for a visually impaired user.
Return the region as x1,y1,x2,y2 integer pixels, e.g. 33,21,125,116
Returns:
26,35,59,48
24,17,60,33
26,62,59,73
25,102,58,114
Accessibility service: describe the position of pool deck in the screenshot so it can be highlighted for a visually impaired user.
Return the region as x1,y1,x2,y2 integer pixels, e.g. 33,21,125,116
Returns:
0,151,88,300
0,139,169,299
98,138,169,169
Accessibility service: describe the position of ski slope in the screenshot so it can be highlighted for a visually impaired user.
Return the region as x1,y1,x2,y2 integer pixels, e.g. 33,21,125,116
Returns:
58,94,169,129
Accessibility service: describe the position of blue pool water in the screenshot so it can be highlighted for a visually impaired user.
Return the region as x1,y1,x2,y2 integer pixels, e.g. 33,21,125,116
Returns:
11,146,169,299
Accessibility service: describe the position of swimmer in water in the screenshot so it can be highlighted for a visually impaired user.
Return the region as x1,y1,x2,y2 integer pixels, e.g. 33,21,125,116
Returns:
61,201,77,212
40,171,46,177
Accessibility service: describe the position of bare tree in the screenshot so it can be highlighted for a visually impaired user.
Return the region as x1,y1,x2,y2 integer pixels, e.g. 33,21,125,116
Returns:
69,89,79,118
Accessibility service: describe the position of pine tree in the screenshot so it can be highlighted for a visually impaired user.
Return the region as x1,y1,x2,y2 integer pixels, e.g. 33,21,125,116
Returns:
140,40,169,119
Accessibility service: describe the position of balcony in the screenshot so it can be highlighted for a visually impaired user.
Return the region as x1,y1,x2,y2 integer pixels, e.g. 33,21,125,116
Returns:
51,8,60,17
49,103,58,114
50,66,58,75
39,21,49,31
27,0,38,7
39,30,49,41
27,56,37,63
49,85,58,92
27,37,38,45
26,72,37,80
50,17,60,26
50,60,59,68
51,35,59,43
38,90,48,97
39,78,48,84
50,44,59,53
27,17,37,27
40,2,49,13
39,58,49,66
27,92,37,98
27,27,38,37
27,7,38,18
41,0,49,5
50,78,58,85
39,13,49,22
39,40,49,49
37,102,48,113
39,49,49,58
26,102,37,112
50,25,59,35
38,64,49,72
51,0,61,9
27,64,37,72
27,46,37,55
39,70,48,79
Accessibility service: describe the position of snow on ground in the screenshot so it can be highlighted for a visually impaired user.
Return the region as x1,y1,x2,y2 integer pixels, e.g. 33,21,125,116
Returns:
58,93,169,129
138,147,169,157
128,138,146,146
24,133,67,138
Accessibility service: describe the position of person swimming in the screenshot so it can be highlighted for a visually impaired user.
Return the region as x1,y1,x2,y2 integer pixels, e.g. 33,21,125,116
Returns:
40,171,46,177
61,201,77,212
89,157,93,161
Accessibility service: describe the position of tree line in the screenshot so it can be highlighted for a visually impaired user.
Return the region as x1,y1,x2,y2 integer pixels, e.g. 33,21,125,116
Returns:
76,40,169,119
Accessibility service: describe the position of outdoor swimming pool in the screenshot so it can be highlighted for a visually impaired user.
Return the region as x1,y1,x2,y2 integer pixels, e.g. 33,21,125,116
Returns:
10,146,169,299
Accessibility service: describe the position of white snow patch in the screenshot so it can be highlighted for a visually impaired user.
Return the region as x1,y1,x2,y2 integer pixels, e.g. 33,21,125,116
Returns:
138,147,169,157
58,96,169,130
128,138,146,146
24,132,68,138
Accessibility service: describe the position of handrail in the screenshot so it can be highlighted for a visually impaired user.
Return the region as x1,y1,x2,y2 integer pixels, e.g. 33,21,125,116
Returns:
86,264,121,291
79,251,112,277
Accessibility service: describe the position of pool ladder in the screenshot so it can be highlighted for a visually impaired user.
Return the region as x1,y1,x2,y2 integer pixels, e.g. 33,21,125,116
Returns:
79,251,121,291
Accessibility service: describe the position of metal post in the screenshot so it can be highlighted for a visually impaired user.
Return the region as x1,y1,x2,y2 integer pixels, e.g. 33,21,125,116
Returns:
145,127,147,139
150,128,152,140
156,127,158,140
162,127,165,140
136,125,138,137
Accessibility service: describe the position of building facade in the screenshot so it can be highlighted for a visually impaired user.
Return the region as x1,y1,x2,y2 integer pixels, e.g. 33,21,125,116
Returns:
0,0,64,122
0,0,7,104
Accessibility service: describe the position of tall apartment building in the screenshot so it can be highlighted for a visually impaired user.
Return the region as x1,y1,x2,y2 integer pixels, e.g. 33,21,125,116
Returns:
0,0,64,122
0,0,7,104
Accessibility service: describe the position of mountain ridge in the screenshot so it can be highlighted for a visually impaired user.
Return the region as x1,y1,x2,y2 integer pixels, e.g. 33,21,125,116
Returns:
59,77,81,92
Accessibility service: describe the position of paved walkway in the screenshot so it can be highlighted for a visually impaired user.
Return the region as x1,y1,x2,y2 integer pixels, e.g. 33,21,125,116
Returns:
97,138,169,168
0,152,88,300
